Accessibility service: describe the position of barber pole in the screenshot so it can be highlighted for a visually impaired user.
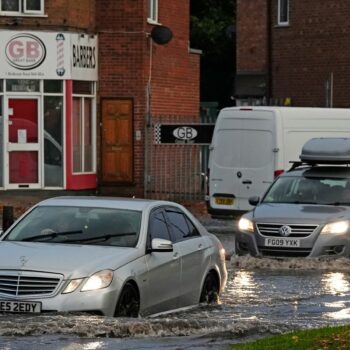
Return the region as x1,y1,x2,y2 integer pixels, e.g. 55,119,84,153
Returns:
56,33,65,76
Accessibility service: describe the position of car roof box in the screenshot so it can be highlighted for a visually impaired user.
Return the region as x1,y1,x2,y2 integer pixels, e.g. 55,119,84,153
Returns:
300,138,350,164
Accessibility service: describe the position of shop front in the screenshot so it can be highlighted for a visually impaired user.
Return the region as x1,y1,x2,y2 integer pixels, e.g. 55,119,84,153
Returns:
0,30,98,190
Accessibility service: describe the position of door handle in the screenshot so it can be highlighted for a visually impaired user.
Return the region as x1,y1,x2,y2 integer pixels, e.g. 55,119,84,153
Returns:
173,252,179,260
242,180,252,184
198,244,203,250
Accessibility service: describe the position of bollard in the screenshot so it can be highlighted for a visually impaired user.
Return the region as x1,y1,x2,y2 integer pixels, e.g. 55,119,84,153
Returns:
2,206,14,232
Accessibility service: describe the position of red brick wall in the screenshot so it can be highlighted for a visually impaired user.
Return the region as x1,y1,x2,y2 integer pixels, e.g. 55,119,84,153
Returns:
150,1,200,116
236,0,268,73
271,1,350,107
96,0,200,196
0,0,95,31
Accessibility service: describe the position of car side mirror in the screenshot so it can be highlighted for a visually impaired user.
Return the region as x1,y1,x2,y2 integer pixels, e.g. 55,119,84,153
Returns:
151,238,173,252
249,196,260,206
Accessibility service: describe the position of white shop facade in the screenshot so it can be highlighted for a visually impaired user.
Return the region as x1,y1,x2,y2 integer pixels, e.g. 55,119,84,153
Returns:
0,30,98,190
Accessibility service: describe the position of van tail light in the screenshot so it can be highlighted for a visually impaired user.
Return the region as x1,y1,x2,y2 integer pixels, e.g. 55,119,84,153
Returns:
274,169,284,178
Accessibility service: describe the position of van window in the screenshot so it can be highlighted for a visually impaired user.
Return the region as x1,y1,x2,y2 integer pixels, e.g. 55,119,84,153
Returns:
215,129,273,168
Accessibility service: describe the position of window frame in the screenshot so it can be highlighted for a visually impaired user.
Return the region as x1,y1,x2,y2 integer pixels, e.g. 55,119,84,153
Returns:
164,207,201,243
24,0,43,14
0,0,45,16
147,0,158,23
147,208,172,251
72,82,96,175
278,0,289,26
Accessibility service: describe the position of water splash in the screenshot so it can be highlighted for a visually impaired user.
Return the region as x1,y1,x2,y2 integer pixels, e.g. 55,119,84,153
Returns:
230,255,350,271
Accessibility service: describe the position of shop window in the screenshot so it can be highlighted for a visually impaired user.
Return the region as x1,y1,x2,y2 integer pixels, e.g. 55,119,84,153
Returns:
0,0,44,15
44,96,63,187
6,79,40,92
44,80,63,93
84,99,93,172
148,0,158,23
278,0,289,25
72,96,94,173
73,81,93,95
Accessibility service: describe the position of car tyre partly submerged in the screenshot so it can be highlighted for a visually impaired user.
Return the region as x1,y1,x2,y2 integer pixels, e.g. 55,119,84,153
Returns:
200,272,219,304
114,283,140,318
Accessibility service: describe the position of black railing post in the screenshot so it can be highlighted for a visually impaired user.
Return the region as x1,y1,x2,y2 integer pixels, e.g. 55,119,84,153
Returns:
2,206,14,231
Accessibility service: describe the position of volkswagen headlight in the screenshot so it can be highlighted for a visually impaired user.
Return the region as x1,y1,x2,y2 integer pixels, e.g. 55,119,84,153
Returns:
238,218,254,232
321,220,349,235
81,270,114,292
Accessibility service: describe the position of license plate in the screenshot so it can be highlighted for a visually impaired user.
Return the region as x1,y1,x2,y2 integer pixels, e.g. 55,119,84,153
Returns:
0,300,42,313
215,197,234,205
265,238,300,248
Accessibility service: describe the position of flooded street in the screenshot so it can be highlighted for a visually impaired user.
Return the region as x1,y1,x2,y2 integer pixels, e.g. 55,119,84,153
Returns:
2,263,350,349
1,230,350,349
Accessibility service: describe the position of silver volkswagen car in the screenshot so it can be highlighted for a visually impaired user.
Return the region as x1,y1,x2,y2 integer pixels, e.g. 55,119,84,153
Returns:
237,138,350,258
0,197,227,317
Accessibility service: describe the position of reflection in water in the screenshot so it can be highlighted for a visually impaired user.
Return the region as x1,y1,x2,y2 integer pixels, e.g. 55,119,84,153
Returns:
84,342,104,350
322,273,350,295
326,308,350,320
60,341,104,350
231,271,257,298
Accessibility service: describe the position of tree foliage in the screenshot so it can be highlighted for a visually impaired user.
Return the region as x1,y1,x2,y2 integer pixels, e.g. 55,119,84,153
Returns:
190,0,235,58
190,0,236,107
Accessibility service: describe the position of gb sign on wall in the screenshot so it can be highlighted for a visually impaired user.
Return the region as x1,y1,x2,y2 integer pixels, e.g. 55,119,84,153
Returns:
0,30,98,80
5,34,46,70
154,124,215,145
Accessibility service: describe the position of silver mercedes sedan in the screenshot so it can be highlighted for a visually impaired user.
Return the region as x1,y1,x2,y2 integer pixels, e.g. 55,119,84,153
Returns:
0,197,227,317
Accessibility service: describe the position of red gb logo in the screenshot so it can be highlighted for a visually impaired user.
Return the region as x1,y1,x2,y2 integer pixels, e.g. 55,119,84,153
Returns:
5,34,46,70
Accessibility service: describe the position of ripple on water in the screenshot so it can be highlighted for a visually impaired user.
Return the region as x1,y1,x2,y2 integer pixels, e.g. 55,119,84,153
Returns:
230,255,350,271
0,313,297,338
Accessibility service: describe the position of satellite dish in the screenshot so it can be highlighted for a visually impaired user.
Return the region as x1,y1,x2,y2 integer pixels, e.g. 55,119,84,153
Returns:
151,26,173,45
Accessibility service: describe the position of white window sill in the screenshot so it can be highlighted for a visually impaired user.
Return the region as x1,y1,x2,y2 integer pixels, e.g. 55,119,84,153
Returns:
275,23,290,28
0,12,47,17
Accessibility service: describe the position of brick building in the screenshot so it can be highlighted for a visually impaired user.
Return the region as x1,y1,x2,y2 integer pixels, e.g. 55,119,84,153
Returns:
236,0,350,108
0,0,200,210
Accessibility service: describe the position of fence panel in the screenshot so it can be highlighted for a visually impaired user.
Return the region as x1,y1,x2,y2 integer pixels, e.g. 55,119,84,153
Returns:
146,115,205,201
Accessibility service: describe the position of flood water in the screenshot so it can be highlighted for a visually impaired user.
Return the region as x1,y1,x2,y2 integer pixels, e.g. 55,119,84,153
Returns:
1,253,350,350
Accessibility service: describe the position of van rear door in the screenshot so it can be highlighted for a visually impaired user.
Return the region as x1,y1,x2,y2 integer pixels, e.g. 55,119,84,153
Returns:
209,109,276,212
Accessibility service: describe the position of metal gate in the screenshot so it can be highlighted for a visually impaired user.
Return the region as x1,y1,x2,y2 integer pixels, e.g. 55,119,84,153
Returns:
146,106,218,201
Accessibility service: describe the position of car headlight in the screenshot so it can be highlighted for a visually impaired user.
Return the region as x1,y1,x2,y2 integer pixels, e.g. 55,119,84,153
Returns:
238,218,254,232
81,270,114,292
62,278,84,294
321,220,349,235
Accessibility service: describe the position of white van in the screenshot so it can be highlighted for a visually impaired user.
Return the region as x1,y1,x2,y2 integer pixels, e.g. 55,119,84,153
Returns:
207,106,350,216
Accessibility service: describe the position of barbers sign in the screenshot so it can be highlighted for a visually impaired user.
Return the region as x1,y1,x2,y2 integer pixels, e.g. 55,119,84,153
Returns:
154,124,215,145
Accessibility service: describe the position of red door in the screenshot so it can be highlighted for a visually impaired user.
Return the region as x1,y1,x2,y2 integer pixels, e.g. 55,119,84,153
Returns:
7,98,40,187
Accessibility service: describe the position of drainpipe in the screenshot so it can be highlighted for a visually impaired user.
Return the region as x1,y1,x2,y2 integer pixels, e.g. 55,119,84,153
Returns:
144,37,153,198
267,0,273,104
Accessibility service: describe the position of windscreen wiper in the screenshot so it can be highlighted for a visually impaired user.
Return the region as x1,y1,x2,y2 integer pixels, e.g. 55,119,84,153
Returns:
62,232,136,244
22,230,83,242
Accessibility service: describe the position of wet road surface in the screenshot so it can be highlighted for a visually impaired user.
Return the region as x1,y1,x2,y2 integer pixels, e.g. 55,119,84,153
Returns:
1,229,350,349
